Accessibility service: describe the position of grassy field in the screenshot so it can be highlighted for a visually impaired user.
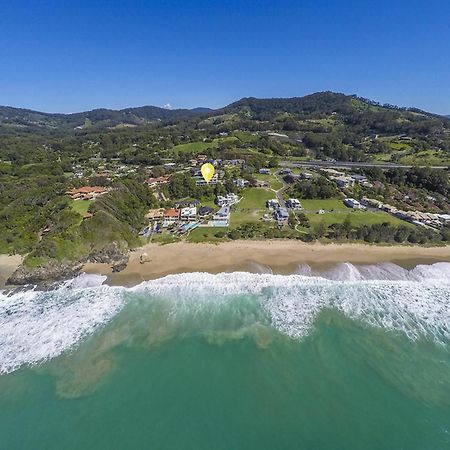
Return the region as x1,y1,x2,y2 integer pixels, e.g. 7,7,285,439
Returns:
300,198,344,211
70,200,93,216
187,227,228,243
255,173,283,190
305,210,413,228
229,187,275,229
237,188,275,210
398,150,450,166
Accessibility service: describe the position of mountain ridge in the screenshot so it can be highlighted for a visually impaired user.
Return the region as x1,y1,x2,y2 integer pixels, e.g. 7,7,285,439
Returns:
0,92,448,132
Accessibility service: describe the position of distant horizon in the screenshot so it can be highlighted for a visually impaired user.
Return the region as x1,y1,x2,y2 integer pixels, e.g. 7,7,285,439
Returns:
1,90,449,117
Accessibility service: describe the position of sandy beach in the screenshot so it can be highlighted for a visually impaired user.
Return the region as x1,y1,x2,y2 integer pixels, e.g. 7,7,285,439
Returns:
0,254,23,288
83,241,450,286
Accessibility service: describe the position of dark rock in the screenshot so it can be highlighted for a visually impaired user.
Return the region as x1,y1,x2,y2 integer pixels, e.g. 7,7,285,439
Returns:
88,242,129,265
7,260,84,286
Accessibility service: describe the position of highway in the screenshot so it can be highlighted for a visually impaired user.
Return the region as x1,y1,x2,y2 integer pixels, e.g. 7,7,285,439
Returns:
279,160,449,170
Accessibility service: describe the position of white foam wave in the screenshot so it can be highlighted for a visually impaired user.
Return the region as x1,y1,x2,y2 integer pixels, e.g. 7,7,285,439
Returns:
0,283,123,374
1,262,449,374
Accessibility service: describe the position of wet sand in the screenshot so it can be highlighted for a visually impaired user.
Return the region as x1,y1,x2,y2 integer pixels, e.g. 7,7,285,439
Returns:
83,241,450,286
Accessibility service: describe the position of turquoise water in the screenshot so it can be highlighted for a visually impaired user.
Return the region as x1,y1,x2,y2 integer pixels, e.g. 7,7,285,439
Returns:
1,263,450,449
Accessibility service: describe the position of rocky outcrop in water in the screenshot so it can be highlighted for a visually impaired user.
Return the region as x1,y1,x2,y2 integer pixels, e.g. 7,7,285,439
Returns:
7,260,84,286
7,241,130,286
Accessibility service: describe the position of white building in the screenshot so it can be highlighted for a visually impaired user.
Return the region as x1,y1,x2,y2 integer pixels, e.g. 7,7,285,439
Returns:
343,198,364,209
266,199,280,209
286,198,302,210
217,193,239,206
180,206,197,222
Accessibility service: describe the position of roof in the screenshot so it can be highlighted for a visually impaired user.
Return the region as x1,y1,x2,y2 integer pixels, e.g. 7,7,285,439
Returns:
198,206,213,214
146,176,170,184
164,208,180,218
66,186,107,195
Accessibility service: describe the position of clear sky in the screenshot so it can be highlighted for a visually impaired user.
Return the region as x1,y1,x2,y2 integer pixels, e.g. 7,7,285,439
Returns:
1,0,450,114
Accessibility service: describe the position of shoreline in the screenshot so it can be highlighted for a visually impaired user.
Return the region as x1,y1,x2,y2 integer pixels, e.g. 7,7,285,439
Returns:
2,241,450,289
83,241,450,287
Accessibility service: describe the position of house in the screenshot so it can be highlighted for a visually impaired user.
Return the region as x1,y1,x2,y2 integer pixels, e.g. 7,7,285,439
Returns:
275,207,289,224
283,173,302,184
195,173,219,186
211,206,230,226
233,179,248,188
300,172,313,180
286,198,302,210
163,209,180,223
259,168,271,175
350,174,367,183
279,169,292,175
145,208,165,220
321,168,345,177
163,163,177,171
216,193,239,206
66,186,107,200
146,176,170,188
176,199,200,208
266,199,280,209
180,206,197,222
343,198,364,209
437,214,450,225
335,176,355,188
198,206,214,216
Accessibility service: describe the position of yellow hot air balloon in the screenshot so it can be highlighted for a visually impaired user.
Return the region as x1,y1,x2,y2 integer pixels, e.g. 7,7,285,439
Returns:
200,163,215,183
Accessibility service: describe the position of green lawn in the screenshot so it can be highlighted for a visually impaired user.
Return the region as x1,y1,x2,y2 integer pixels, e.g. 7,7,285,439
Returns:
237,188,275,209
255,173,283,190
306,210,413,228
187,227,228,243
300,198,344,211
70,200,93,216
229,187,275,229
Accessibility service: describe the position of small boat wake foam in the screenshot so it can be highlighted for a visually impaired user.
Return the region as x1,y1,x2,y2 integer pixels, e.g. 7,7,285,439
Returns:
1,263,450,374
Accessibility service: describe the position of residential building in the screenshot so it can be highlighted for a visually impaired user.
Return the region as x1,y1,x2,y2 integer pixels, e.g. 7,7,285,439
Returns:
211,206,230,226
180,206,197,222
266,199,280,209
343,198,364,209
198,206,214,216
176,199,200,208
163,208,180,223
275,207,289,224
216,193,239,206
195,173,219,186
350,174,367,183
233,178,248,188
286,198,302,210
66,186,107,200
146,176,170,188
145,208,165,220
335,176,355,188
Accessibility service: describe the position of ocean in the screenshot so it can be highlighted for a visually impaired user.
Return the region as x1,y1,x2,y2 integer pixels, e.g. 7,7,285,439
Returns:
1,262,450,449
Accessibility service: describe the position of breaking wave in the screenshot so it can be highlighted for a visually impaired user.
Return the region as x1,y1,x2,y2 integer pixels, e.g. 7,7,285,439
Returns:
1,263,450,374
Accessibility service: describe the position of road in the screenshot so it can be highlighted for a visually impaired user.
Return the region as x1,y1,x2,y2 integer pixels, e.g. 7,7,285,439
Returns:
279,160,449,170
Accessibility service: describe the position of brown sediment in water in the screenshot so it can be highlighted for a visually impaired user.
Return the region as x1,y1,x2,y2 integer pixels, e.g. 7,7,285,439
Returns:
82,241,450,287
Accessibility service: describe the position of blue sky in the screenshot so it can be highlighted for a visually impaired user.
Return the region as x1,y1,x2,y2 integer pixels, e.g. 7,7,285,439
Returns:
1,0,449,114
